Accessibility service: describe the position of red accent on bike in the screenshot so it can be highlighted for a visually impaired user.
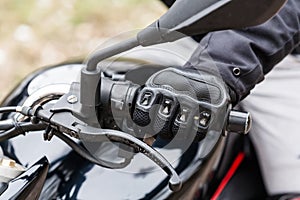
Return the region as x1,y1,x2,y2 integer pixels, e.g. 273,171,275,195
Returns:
210,152,245,200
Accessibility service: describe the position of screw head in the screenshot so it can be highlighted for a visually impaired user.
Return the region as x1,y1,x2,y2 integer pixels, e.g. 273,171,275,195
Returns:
67,95,78,104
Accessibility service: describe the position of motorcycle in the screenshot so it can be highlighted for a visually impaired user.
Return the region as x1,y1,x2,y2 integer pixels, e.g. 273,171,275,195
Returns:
0,0,286,199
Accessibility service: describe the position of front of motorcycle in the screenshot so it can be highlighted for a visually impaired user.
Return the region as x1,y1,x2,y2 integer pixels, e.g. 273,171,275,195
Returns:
0,0,286,199
0,48,227,199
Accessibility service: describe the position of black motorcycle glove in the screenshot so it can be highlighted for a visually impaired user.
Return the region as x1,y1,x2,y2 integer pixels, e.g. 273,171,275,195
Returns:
132,67,231,142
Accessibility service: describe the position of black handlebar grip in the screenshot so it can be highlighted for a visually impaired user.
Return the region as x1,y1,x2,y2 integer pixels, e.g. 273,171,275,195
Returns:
226,110,251,135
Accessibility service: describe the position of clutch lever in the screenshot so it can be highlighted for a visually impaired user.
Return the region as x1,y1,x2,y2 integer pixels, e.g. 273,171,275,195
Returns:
35,109,132,168
77,125,182,192
35,107,182,192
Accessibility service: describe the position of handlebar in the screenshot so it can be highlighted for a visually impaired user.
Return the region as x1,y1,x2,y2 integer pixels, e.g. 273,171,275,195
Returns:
0,78,251,192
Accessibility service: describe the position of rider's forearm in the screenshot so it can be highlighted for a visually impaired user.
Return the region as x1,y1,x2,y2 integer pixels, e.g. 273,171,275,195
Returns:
185,0,300,102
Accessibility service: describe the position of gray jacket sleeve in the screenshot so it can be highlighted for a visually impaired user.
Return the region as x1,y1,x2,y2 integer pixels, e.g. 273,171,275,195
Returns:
185,0,300,103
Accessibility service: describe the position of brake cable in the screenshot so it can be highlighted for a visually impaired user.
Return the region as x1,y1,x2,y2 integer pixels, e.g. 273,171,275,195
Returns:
0,122,47,142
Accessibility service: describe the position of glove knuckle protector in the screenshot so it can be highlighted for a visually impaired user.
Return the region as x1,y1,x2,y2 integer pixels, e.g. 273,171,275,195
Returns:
133,67,230,142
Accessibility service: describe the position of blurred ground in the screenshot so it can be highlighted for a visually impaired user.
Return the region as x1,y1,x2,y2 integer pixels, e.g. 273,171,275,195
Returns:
0,0,166,99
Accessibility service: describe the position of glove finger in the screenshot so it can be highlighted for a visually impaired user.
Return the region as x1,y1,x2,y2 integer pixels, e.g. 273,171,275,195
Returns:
171,98,212,142
153,95,178,139
133,89,157,127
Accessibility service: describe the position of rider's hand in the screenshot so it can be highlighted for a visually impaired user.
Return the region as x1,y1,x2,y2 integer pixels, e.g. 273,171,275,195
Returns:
132,67,232,142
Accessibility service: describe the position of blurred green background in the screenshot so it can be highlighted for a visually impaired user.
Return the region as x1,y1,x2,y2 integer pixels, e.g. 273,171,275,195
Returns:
0,0,166,99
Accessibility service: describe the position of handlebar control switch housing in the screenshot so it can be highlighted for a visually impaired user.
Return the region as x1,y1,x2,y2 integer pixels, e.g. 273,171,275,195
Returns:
97,77,139,133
